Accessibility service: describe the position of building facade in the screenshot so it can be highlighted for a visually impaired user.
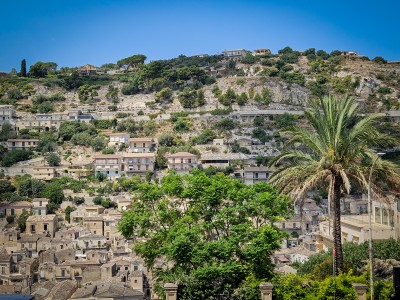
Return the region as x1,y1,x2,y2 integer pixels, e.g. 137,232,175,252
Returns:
167,152,198,172
93,154,123,178
122,153,155,177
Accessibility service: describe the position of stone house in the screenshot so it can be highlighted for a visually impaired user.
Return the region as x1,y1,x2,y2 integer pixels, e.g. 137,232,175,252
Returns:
66,162,93,179
15,119,62,132
32,167,59,181
32,198,49,216
70,205,105,225
37,236,52,252
38,261,56,282
223,49,247,59
93,154,123,179
17,235,42,258
108,133,130,148
128,137,155,153
122,152,155,177
25,214,58,237
83,216,104,236
0,105,15,125
166,152,198,173
0,229,19,253
0,247,36,287
199,152,249,169
6,138,38,151
316,197,400,251
0,201,33,218
253,48,271,56
85,250,108,263
103,214,122,240
76,235,108,252
275,214,313,236
242,166,271,184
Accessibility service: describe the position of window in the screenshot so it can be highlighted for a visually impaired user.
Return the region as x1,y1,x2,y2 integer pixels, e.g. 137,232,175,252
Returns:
254,173,259,179
10,209,14,216
30,224,36,233
61,269,65,277
125,266,129,271
293,223,297,228
1,267,5,275
60,245,63,250
8,235,13,241
134,265,138,271
143,143,145,147
43,224,48,231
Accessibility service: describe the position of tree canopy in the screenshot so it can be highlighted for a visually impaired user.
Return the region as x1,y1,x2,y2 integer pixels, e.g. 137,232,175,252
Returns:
117,54,147,72
118,170,291,299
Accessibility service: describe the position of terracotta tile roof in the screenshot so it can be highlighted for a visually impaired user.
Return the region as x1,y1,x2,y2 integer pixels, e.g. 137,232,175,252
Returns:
129,137,153,142
167,151,198,158
122,152,155,158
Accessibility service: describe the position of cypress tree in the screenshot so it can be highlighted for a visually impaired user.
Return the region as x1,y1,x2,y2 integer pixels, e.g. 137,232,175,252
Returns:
20,59,27,77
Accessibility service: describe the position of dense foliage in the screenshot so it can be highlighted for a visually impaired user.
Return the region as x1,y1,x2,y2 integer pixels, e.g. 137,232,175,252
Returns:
118,170,291,299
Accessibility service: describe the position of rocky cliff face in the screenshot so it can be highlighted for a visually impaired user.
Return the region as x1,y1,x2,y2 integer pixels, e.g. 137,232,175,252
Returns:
355,77,378,99
266,80,310,106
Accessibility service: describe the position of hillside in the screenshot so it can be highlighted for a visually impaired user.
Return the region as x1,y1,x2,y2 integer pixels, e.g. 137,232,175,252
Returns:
1,48,400,170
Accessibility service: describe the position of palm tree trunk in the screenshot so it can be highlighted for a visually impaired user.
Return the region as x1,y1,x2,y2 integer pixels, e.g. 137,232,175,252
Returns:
333,175,344,274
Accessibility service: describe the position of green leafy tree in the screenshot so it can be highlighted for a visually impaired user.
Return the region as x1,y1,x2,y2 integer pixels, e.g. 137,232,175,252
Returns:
106,85,119,103
20,59,27,77
17,211,31,232
270,95,400,273
253,115,265,127
91,136,106,151
117,54,147,72
316,50,330,60
178,87,205,108
118,171,291,299
29,61,57,77
0,122,17,141
36,133,57,153
214,118,235,132
158,134,176,147
237,92,248,106
77,84,100,103
19,178,46,198
275,113,296,129
1,150,33,167
71,132,92,146
155,87,173,103
372,56,387,64
65,206,76,222
41,182,65,211
46,153,61,166
0,180,16,194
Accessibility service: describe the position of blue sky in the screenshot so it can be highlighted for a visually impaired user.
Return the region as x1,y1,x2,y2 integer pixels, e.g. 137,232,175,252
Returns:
0,0,399,71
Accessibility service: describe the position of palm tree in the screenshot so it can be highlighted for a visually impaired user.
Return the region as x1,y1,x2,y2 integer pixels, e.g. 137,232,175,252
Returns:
269,95,400,274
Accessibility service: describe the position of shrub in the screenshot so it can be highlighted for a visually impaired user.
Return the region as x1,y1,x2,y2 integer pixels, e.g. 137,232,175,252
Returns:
6,215,15,224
